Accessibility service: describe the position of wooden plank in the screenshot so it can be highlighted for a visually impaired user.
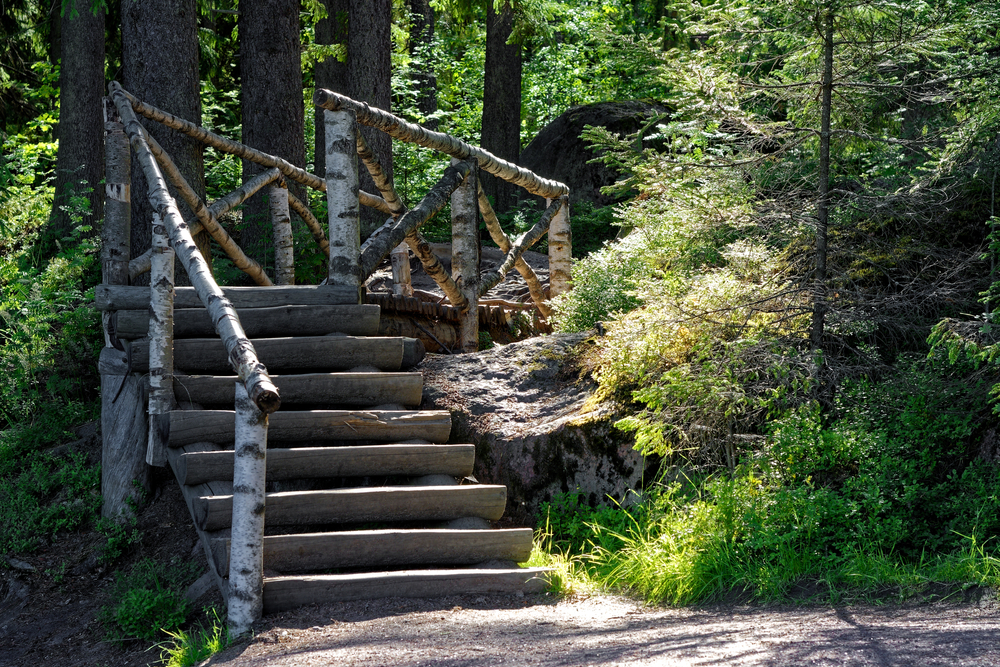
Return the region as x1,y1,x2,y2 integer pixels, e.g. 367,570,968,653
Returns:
173,372,423,407
95,284,361,310
169,410,453,447
100,336,411,375
114,304,381,339
165,444,232,605
263,567,550,613
192,484,507,531
212,528,533,576
177,444,475,486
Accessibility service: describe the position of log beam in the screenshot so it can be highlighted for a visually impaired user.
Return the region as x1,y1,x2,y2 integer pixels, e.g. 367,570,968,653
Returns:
314,88,568,199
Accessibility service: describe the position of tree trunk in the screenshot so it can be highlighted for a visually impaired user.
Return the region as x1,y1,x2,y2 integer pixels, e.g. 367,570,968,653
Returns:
239,0,306,280
121,0,205,284
51,1,105,239
481,0,522,214
409,0,437,130
348,0,393,238
810,11,834,351
314,0,349,179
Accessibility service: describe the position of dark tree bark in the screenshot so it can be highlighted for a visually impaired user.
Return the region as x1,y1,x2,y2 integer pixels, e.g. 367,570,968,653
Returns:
811,11,834,352
481,0,521,214
409,0,437,130
122,0,205,284
314,0,349,179
50,0,105,238
348,0,393,237
239,0,306,273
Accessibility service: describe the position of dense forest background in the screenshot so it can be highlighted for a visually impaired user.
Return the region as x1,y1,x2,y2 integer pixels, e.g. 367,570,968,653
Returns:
3,0,1000,654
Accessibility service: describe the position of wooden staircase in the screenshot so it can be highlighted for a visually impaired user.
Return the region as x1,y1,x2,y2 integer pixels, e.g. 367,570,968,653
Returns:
102,285,547,613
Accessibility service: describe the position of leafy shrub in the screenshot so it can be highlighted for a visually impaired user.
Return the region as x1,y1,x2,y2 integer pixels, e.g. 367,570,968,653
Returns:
541,356,1000,604
103,558,201,642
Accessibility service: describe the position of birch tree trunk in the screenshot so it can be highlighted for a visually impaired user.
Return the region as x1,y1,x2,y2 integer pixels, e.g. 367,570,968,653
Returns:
547,195,572,298
451,159,479,353
325,108,362,292
270,178,294,285
228,381,268,638
147,212,175,467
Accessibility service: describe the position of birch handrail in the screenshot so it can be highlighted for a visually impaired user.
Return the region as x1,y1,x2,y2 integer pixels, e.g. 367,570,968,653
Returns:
109,82,280,416
314,88,569,199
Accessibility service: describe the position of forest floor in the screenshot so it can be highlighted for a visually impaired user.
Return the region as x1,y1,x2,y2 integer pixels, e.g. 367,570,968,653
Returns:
183,589,1000,666
2,455,999,667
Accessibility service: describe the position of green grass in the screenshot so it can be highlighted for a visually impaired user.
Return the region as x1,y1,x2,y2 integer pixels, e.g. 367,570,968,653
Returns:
157,607,231,667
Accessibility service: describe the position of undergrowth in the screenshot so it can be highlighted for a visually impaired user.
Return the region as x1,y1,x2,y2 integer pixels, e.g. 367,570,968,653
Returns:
534,355,1000,604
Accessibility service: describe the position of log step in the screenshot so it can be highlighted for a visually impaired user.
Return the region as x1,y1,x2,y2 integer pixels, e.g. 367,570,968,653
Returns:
99,335,424,374
175,444,476,485
192,484,507,531
263,568,550,613
114,304,381,339
174,372,424,407
95,284,361,311
211,528,534,576
168,409,452,447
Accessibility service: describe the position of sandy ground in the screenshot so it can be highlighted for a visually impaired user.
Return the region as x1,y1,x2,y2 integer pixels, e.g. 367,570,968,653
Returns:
202,591,1000,667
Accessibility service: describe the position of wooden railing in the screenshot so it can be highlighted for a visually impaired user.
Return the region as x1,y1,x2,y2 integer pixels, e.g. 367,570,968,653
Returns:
101,80,571,635
314,88,572,349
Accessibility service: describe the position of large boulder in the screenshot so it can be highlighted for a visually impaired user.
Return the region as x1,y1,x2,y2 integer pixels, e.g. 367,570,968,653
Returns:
519,101,669,208
420,333,656,524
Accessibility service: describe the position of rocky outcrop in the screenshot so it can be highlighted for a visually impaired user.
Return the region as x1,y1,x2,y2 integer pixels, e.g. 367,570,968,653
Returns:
518,101,669,208
419,333,655,524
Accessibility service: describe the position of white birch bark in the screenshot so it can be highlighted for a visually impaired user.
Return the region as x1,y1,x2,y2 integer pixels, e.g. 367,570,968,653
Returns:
228,380,268,638
146,131,275,286
147,211,174,467
315,87,569,199
451,158,479,353
359,159,473,279
110,83,281,415
114,84,390,214
270,179,294,285
287,192,330,258
547,195,572,298
325,108,361,290
479,196,563,297
390,242,413,296
476,182,552,318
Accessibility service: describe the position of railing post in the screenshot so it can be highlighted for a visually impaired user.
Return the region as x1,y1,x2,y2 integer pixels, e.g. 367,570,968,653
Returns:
324,108,361,299
147,211,174,467
451,158,479,353
547,194,572,298
100,97,150,517
269,176,294,285
390,242,413,296
228,381,268,638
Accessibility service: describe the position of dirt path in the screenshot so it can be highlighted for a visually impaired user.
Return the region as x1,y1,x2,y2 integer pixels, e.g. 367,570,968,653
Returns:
204,592,1000,667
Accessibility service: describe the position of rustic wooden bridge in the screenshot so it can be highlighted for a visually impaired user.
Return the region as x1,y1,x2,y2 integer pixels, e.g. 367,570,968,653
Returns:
98,82,570,634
